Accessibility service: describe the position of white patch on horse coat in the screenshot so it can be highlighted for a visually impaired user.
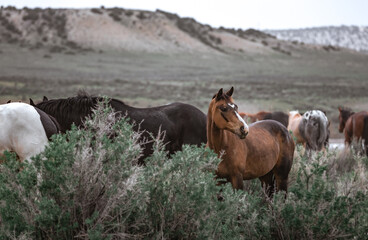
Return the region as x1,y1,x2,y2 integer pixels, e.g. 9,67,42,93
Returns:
303,110,328,124
289,110,299,117
235,111,249,131
0,102,48,162
228,103,235,109
227,103,249,131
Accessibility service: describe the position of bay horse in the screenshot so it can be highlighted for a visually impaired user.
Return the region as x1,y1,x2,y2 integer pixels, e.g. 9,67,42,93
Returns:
207,87,294,196
288,110,329,152
0,102,59,163
338,107,368,155
33,93,207,164
241,111,289,128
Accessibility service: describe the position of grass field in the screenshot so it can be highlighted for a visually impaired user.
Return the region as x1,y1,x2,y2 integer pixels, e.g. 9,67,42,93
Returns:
1,42,368,138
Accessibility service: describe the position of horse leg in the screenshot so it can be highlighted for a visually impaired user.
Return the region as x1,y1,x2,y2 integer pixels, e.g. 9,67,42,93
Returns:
259,171,275,198
274,173,288,193
215,160,230,186
230,172,244,190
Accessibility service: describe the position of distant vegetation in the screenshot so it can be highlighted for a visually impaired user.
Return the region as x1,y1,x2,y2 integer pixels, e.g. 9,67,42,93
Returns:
1,104,367,239
266,26,368,53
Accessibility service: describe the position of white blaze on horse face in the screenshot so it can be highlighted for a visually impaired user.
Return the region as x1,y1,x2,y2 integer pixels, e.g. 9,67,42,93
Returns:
228,103,249,131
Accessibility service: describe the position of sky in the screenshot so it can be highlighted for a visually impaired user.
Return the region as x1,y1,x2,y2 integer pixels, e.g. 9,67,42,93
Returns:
1,0,367,30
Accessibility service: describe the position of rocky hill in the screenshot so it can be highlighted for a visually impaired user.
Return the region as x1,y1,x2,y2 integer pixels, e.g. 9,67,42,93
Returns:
0,6,336,56
266,26,368,53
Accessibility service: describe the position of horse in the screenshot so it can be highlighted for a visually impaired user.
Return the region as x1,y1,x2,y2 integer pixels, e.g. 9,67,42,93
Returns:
239,111,270,123
0,102,59,163
241,111,289,128
32,93,207,164
207,87,294,196
288,110,329,152
364,116,368,155
338,107,368,155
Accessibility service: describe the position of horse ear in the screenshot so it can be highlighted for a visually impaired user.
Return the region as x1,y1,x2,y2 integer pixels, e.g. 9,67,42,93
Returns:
215,88,223,101
43,96,48,101
7,100,11,103
226,86,234,97
29,98,35,106
338,106,342,112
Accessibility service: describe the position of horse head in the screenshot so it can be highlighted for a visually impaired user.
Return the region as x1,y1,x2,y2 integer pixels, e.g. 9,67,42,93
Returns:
338,107,354,133
210,87,249,139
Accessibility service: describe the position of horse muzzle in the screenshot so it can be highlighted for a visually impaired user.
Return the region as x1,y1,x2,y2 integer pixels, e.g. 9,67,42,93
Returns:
239,126,248,139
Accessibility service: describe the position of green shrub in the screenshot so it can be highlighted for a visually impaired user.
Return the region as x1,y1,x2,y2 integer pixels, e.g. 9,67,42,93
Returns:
0,101,367,239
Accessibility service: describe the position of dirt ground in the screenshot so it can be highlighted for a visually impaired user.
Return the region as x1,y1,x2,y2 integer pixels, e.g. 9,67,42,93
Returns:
1,42,368,138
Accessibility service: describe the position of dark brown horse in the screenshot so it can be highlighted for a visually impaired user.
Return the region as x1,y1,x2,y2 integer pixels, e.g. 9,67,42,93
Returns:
32,93,207,164
338,107,368,155
207,87,294,196
240,111,289,128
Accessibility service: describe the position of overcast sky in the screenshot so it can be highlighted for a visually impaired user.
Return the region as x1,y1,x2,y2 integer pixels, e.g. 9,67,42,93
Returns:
1,0,367,30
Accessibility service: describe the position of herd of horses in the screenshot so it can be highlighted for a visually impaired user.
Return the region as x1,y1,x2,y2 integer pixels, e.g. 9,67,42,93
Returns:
1,87,368,196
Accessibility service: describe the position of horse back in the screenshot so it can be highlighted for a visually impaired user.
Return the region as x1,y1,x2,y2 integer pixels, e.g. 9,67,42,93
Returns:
242,120,294,178
264,111,289,128
345,111,368,142
162,102,207,146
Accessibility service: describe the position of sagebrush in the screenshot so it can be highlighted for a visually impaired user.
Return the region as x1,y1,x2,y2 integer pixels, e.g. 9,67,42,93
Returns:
1,103,367,239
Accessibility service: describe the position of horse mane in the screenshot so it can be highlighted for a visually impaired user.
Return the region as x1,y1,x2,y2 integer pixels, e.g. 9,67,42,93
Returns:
35,93,128,132
338,106,354,122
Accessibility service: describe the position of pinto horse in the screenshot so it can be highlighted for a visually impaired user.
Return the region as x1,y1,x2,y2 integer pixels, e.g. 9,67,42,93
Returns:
241,111,289,128
0,102,59,162
207,87,294,195
288,110,329,152
338,107,368,155
33,93,207,164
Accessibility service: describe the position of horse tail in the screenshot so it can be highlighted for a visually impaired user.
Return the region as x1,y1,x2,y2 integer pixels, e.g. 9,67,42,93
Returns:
48,114,62,135
363,116,368,156
317,116,329,150
34,107,61,140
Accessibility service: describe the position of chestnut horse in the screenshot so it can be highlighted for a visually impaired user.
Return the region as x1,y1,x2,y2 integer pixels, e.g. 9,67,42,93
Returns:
241,111,289,128
207,87,294,196
338,107,368,155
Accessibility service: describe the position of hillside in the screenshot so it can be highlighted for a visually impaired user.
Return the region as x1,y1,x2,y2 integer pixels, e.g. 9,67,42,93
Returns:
1,7,368,138
266,26,368,53
0,6,331,55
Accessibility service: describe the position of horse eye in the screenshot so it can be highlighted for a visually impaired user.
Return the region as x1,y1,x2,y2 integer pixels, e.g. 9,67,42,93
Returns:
219,106,227,112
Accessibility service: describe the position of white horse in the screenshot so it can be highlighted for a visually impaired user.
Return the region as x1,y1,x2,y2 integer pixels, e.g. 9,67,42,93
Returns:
0,102,49,162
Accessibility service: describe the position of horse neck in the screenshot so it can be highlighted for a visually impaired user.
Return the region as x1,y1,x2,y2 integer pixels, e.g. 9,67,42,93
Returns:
207,107,234,155
108,99,133,115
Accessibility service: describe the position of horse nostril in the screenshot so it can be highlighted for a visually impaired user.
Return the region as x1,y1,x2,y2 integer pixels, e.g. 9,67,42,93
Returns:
240,126,244,132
